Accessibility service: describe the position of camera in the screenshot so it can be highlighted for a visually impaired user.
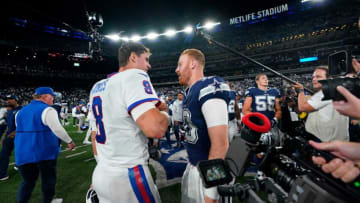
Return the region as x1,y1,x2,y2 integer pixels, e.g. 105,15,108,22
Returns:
321,50,360,101
197,112,360,202
319,77,360,101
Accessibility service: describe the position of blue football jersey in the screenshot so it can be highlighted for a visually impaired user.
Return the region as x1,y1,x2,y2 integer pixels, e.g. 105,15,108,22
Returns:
238,99,245,112
228,90,237,121
167,100,174,116
182,76,231,166
245,87,280,120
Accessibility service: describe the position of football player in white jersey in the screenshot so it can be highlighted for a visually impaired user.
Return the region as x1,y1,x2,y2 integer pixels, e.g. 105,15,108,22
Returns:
90,42,169,203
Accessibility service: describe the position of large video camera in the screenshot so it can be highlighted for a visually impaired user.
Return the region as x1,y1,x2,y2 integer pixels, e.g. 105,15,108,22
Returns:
197,112,360,202
320,50,360,101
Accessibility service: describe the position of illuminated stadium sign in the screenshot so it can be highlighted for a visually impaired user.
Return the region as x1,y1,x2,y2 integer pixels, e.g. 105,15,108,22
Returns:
229,4,289,25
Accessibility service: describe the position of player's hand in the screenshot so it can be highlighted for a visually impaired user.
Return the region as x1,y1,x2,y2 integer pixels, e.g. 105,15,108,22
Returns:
292,82,304,90
157,101,168,113
333,86,360,119
67,141,76,151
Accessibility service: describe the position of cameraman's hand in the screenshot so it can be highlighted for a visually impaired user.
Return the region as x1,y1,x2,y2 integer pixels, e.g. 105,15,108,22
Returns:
333,86,360,119
309,140,360,182
292,82,304,90
352,58,360,73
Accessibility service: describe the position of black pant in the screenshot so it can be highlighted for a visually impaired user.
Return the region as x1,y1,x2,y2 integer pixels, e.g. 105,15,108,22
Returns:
0,136,14,178
17,159,57,203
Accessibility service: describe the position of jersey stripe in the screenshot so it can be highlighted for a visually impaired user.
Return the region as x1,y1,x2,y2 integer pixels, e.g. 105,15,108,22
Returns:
127,98,159,113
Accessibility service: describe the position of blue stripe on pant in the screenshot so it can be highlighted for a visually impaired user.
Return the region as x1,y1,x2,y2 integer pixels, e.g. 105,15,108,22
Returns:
128,165,156,203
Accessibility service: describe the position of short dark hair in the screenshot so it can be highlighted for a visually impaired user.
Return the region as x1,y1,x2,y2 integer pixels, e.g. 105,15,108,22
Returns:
117,42,150,67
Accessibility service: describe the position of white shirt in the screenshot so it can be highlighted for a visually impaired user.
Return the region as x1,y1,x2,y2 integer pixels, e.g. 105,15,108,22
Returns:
172,99,183,122
89,69,159,167
305,90,349,142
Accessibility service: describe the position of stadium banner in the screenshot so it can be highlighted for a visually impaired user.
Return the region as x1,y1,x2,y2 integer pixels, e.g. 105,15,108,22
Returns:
229,4,289,25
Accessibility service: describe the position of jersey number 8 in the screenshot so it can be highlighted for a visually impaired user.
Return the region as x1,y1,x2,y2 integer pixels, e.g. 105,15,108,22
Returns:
92,96,106,144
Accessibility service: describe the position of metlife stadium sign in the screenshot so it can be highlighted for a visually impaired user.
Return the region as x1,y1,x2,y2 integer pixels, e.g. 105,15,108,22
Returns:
229,4,289,25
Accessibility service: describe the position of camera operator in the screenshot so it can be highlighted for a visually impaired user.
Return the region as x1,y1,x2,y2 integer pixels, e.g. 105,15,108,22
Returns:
310,60,360,183
293,66,349,142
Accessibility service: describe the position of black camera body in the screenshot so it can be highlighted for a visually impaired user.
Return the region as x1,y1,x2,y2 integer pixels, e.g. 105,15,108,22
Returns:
197,112,360,202
322,50,360,101
320,77,360,101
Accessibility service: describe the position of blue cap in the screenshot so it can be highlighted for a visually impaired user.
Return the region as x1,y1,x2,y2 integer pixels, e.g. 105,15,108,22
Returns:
35,87,56,96
6,94,18,101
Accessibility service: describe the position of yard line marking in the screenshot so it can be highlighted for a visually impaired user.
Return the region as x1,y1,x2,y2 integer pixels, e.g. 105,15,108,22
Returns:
84,157,95,162
65,151,87,159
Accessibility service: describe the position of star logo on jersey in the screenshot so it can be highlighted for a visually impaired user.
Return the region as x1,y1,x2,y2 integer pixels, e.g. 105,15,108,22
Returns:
212,79,222,92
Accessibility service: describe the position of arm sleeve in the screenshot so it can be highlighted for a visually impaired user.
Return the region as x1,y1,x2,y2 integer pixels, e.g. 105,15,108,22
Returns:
201,98,228,128
131,102,156,121
307,91,331,110
42,107,72,143
124,70,159,114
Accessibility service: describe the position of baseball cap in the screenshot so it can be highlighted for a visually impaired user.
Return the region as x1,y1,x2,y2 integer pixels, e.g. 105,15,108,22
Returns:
35,87,56,96
6,94,19,101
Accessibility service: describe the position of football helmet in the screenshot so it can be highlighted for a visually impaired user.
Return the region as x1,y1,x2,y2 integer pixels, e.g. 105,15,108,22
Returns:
86,188,99,203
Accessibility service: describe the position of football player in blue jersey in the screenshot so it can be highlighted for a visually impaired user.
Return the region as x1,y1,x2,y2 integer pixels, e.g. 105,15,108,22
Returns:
242,73,282,127
176,48,230,203
164,95,174,149
227,82,240,142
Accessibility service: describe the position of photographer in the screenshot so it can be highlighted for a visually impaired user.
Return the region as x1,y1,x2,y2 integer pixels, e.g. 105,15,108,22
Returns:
293,66,349,142
311,59,360,183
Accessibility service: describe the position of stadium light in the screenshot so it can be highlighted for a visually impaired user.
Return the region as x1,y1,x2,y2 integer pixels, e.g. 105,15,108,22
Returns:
146,32,159,40
164,29,176,37
184,26,193,33
130,35,141,42
121,37,129,42
105,21,221,42
202,22,221,30
105,34,120,41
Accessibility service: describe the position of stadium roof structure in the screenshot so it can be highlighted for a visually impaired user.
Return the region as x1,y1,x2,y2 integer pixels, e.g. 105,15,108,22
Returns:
4,0,292,37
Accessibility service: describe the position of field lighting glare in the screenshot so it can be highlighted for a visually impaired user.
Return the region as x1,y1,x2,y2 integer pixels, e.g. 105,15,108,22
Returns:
203,22,220,30
164,29,176,37
147,32,159,40
131,35,141,42
121,37,129,41
184,26,193,33
105,34,120,41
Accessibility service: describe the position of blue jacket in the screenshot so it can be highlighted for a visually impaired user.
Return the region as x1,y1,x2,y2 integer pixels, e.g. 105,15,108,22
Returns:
15,100,59,166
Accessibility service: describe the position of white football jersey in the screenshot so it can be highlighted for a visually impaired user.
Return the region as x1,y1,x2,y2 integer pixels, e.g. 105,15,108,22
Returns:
89,69,159,167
